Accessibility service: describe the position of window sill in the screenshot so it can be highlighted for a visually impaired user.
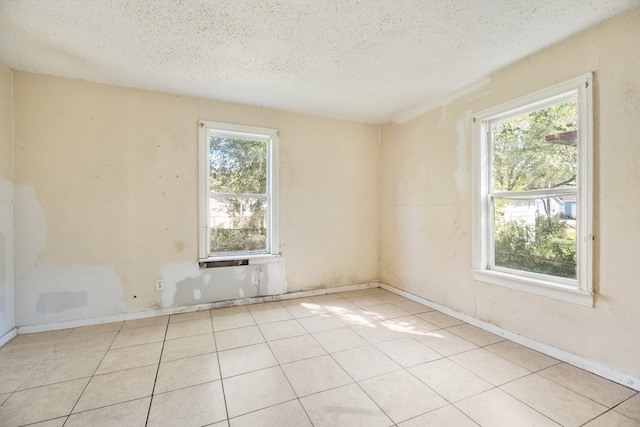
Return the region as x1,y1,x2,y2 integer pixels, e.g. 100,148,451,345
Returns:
472,269,594,307
199,254,280,268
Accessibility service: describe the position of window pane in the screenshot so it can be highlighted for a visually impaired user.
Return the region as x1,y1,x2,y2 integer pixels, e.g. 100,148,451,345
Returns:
491,99,577,192
209,197,267,254
209,135,267,194
493,196,577,279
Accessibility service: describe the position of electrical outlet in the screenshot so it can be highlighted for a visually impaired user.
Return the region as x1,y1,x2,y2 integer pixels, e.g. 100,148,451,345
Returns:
155,280,164,291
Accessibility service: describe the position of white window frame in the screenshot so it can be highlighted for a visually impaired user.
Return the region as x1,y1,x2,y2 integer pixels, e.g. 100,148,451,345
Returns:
199,121,279,262
472,74,594,306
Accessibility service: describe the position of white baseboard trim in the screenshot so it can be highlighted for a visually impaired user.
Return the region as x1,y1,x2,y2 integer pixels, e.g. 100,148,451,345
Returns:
379,283,640,392
13,280,638,393
0,327,17,347
15,282,378,335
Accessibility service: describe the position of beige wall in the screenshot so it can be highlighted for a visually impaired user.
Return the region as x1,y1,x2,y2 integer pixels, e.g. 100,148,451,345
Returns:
0,62,15,337
0,64,12,185
5,6,639,383
12,72,379,326
381,8,640,379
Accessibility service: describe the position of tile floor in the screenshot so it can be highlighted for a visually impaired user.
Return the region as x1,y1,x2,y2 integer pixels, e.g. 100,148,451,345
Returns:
0,287,638,426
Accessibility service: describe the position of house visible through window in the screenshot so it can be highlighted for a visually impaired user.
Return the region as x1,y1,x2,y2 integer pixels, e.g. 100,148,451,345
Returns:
199,121,279,261
472,75,593,305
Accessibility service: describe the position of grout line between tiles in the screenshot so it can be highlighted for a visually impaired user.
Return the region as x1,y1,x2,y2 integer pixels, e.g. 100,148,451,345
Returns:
214,312,231,425
4,290,637,427
64,323,122,421
493,372,575,426
143,315,170,427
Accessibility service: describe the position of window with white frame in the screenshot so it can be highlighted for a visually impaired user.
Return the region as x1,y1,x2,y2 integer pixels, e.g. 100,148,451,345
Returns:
199,121,279,261
472,74,593,306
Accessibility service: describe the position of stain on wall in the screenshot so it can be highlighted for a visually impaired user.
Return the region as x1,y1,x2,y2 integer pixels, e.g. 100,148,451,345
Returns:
380,9,640,379
12,71,378,327
0,63,15,338
0,232,6,320
454,111,471,199
0,201,15,336
36,291,87,314
160,261,286,308
15,185,127,326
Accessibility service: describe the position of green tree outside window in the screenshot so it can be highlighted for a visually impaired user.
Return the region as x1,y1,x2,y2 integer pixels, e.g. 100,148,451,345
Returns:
491,100,578,279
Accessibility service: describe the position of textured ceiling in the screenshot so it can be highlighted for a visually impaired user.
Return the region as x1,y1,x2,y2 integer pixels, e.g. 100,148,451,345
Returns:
0,1,638,124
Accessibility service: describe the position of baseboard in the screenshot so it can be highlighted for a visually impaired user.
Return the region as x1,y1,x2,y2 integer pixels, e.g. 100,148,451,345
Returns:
0,327,17,347
15,279,637,393
15,282,378,335
379,283,640,392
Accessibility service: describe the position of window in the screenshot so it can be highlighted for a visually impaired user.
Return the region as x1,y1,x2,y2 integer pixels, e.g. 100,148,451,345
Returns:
472,74,593,306
199,121,279,261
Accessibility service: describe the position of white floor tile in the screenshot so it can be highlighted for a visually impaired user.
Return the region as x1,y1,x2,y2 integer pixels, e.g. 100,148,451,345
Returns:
456,388,561,426
360,370,448,423
301,383,393,427
218,343,277,378
267,334,326,364
409,358,493,402
4,288,635,427
281,354,352,396
501,374,608,426
332,345,402,381
222,366,295,418
229,400,312,427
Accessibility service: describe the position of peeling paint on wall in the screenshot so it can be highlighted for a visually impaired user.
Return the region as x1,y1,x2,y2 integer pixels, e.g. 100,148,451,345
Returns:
439,106,449,131
393,78,491,124
17,263,128,325
455,111,471,199
266,258,287,295
381,10,640,380
11,70,375,326
0,179,13,202
0,232,6,320
159,260,287,308
0,188,15,336
159,262,202,308
14,185,127,326
14,186,45,272
36,291,87,314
